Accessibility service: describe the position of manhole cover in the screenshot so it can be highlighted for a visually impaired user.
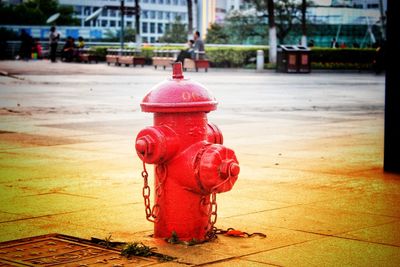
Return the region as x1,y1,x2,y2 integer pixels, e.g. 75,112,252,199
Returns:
0,234,158,266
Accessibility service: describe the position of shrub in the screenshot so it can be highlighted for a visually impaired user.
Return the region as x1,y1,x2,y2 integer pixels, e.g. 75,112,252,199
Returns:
309,48,375,70
90,45,376,70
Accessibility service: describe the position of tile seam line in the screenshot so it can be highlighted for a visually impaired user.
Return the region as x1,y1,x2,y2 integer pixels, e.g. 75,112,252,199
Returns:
277,222,400,248
223,203,400,221
194,256,282,267
0,202,141,224
195,238,325,267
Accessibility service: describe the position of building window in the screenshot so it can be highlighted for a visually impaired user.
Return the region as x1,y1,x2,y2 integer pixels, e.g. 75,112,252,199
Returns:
150,37,156,43
127,21,132,27
159,0,164,3
110,10,116,17
157,23,163,33
74,6,82,15
165,23,170,31
180,0,185,5
142,36,148,43
151,0,156,3
84,7,91,15
142,10,148,19
180,13,186,21
150,22,155,33
165,11,170,20
367,4,379,8
101,8,108,16
166,0,171,4
173,0,178,5
157,11,163,19
101,20,108,27
142,22,148,33
150,11,156,19
110,20,116,27
143,0,149,3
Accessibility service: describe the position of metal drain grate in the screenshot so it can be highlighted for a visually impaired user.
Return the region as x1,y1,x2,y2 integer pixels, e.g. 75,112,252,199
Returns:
0,234,157,266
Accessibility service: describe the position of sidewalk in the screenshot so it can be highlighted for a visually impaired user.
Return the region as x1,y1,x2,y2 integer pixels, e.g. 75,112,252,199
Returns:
0,60,399,266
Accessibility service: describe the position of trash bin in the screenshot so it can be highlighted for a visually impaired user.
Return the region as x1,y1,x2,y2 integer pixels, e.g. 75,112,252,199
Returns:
277,45,311,73
297,45,311,73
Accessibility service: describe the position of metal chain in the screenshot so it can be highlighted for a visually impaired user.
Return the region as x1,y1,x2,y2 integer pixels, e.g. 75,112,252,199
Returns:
141,160,166,223
205,191,218,240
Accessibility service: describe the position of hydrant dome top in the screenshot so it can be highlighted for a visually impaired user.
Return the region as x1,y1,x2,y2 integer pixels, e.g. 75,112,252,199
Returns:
141,63,218,113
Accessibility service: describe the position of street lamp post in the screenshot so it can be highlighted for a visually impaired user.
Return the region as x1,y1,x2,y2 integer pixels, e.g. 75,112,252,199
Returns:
120,0,125,50
85,0,140,52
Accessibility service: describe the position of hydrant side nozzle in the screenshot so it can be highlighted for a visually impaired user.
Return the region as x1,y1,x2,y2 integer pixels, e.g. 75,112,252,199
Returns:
220,159,240,179
135,139,147,155
135,126,179,164
135,136,155,156
172,62,184,80
229,162,240,177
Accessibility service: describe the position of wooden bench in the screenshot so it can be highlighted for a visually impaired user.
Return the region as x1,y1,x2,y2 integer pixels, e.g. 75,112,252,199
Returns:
115,49,145,67
106,49,119,66
183,59,210,72
152,50,179,70
183,51,210,72
77,48,98,63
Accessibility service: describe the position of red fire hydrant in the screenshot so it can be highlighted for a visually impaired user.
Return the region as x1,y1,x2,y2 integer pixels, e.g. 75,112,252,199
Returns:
135,63,239,242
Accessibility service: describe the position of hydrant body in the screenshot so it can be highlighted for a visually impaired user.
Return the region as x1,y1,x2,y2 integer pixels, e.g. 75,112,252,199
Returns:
136,63,239,241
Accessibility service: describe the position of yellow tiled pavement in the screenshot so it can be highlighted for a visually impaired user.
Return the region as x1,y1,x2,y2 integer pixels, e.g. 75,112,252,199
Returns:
0,60,399,266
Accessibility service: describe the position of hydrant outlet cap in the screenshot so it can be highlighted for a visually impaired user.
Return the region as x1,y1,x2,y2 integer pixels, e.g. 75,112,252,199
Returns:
141,68,217,113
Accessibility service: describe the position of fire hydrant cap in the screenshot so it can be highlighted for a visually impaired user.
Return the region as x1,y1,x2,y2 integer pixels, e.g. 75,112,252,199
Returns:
198,144,239,193
141,63,217,113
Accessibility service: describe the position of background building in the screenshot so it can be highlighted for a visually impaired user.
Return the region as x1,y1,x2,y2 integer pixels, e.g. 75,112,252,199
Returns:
0,0,387,47
60,0,189,43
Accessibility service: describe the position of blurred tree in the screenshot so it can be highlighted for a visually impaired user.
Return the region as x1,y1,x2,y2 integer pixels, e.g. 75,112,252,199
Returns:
245,0,277,63
205,23,229,44
159,16,187,43
103,27,136,42
246,0,313,62
224,11,263,44
0,0,79,26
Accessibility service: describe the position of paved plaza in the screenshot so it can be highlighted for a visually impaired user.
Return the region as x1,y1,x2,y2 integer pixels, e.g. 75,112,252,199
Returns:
0,60,399,266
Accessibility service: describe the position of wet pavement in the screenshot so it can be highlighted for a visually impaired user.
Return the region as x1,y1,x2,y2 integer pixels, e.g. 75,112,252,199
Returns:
0,60,399,266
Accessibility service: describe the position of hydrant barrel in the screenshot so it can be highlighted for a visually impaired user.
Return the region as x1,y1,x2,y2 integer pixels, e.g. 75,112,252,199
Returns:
136,63,239,241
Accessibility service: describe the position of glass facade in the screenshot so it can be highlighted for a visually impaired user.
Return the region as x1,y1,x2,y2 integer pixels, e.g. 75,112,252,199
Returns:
59,0,188,43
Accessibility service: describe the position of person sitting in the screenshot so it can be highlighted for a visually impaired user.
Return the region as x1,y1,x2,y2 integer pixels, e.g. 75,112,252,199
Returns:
175,31,206,64
31,38,43,59
192,31,205,59
62,36,75,62
77,36,85,49
175,39,194,64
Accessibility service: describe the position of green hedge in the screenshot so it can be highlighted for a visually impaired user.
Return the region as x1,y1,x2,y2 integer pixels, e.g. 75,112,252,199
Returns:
309,47,375,70
205,47,268,68
90,45,376,70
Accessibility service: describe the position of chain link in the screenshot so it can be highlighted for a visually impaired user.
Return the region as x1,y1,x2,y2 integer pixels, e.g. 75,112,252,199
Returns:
141,160,166,223
205,191,218,240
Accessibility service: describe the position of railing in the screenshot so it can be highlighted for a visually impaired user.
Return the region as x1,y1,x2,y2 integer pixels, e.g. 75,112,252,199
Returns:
3,41,268,59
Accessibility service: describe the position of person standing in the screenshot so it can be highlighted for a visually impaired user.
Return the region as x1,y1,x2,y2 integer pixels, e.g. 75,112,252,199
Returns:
49,26,60,63
330,38,339,48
